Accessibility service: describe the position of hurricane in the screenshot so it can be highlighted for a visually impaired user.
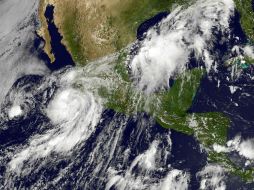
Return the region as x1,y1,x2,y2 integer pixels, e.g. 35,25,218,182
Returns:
1,0,254,189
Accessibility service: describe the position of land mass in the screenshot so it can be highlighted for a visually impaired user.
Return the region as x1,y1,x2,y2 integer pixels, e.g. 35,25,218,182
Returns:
37,0,254,182
38,0,188,64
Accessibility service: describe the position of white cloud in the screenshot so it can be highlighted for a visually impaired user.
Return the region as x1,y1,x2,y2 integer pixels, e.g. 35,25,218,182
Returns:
227,136,254,160
9,87,103,172
213,144,229,153
243,45,254,59
238,139,254,160
106,168,190,190
130,0,235,93
8,105,23,119
198,165,226,190
105,136,176,190
216,136,254,161
158,170,190,190
229,85,239,94
0,0,49,105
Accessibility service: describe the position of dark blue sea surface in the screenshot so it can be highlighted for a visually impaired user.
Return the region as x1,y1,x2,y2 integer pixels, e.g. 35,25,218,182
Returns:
2,2,254,188
189,10,253,139
137,11,169,41
188,9,254,188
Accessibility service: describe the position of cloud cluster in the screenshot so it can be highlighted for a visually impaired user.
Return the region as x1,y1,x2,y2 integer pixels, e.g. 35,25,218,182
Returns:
0,0,49,105
130,0,235,93
106,138,190,190
8,105,23,119
198,165,226,190
227,136,254,160
213,136,254,164
8,87,103,172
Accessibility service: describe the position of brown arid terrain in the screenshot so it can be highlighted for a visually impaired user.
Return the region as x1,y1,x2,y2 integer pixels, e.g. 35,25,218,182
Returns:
38,0,55,62
38,0,254,65
38,0,187,64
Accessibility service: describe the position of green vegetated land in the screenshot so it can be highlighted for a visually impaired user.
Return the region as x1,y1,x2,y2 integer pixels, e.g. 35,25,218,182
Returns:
110,0,189,50
58,0,254,181
101,54,254,180
233,0,254,66
234,0,254,41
